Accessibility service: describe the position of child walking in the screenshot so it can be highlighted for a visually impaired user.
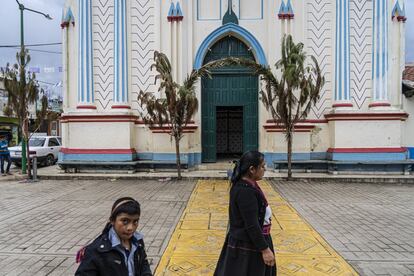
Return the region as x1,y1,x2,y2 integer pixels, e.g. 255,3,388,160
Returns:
76,197,152,276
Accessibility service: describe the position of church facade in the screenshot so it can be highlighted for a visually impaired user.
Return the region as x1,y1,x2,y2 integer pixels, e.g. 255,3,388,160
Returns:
60,0,412,172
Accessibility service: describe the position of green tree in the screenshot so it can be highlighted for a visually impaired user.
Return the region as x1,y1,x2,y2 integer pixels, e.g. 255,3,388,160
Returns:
137,51,213,179
1,48,48,177
215,35,324,179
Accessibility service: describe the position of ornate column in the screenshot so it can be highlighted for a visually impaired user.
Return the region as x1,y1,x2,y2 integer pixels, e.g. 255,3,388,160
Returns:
370,0,390,108
77,0,95,109
113,0,130,109
333,0,352,108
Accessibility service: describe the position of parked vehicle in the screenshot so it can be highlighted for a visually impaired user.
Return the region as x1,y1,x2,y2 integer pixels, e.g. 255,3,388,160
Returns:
9,136,62,167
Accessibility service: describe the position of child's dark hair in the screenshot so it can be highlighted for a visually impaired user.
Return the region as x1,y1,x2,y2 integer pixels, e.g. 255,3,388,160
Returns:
109,197,141,222
231,151,264,185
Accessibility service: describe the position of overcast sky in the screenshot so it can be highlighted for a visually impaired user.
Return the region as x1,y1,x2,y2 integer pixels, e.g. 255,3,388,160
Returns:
0,0,413,90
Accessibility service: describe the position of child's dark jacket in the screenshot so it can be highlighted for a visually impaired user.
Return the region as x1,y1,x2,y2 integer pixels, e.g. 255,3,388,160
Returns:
75,226,152,276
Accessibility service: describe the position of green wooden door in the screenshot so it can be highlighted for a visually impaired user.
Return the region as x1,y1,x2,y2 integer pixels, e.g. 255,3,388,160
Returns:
201,36,258,162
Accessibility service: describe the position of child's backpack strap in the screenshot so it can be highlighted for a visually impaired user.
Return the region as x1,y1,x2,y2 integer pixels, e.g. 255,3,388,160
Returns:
76,246,86,263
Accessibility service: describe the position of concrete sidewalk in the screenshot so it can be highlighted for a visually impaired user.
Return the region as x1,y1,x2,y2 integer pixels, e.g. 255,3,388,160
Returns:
29,165,414,184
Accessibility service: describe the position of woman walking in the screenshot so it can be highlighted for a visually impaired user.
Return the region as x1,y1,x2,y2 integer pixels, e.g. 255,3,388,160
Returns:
214,151,276,276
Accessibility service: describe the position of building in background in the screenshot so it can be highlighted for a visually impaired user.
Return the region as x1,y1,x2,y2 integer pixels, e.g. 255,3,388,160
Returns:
60,0,412,173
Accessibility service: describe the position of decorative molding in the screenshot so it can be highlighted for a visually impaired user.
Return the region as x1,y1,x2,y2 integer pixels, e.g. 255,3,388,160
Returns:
327,147,407,153
368,102,391,108
61,7,75,29
168,2,184,22
77,0,95,107
61,114,139,123
92,0,114,110
350,0,373,109
324,112,408,121
263,124,315,133
266,119,328,124
111,105,131,109
113,0,129,105
194,23,267,69
334,0,351,103
60,148,137,154
307,0,333,118
278,0,294,19
332,103,353,108
391,1,407,22
372,0,389,103
149,124,198,133
130,0,156,110
76,105,97,110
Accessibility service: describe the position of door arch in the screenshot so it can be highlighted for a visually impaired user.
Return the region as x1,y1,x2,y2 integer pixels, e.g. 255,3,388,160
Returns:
201,36,259,162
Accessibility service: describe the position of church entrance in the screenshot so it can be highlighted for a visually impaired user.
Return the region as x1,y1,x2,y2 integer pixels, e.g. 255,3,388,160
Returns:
216,106,243,159
201,36,259,163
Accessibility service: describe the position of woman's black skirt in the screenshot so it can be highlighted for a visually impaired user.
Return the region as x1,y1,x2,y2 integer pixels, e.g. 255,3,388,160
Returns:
214,234,276,276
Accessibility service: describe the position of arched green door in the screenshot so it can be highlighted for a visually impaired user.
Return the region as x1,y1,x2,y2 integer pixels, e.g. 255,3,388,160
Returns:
201,36,258,162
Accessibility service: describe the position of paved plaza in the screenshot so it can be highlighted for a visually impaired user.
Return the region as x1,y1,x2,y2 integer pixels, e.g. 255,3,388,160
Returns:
0,177,413,275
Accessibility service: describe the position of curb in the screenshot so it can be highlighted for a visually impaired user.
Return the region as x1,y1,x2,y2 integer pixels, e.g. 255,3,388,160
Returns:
37,174,414,184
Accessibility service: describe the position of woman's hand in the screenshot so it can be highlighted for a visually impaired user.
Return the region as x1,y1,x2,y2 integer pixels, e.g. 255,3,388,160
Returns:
261,247,275,266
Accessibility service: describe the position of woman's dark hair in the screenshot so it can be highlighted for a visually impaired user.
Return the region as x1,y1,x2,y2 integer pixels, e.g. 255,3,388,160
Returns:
109,197,141,222
231,151,264,185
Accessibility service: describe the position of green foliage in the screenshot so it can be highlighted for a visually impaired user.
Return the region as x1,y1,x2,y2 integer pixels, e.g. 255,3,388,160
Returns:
1,47,49,175
137,51,213,178
138,51,211,140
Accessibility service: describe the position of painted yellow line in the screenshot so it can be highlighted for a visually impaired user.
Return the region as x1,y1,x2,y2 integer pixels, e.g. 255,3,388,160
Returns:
155,180,359,275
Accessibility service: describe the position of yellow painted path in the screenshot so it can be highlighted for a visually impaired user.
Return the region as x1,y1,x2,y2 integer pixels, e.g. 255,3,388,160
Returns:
155,180,358,275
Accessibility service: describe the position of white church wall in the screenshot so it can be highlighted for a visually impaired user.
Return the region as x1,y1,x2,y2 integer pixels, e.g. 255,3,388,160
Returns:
329,120,403,148
403,97,414,157
66,121,134,149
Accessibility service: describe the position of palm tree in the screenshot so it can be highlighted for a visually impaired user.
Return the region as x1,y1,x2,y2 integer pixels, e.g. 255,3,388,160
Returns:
137,51,213,179
215,35,324,179
1,47,48,177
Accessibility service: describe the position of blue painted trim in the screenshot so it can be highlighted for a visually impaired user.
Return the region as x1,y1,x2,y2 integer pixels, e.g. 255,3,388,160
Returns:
407,147,414,159
59,152,137,162
194,23,267,69
197,0,222,21
327,152,407,161
60,152,202,167
278,0,285,15
176,2,183,17
263,152,314,166
64,7,74,22
335,0,350,102
310,152,328,160
137,152,203,166
113,0,128,103
286,0,294,14
168,2,175,17
114,0,118,102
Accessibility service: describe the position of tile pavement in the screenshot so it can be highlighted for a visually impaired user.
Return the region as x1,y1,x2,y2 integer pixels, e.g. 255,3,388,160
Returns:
271,180,414,276
1,177,414,275
0,178,195,275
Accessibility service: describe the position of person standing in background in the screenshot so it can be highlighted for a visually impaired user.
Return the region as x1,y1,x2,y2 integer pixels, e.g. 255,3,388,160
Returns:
0,134,12,176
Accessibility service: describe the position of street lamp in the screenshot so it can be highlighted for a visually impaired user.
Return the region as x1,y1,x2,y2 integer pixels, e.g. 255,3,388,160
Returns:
16,0,53,50
15,0,52,174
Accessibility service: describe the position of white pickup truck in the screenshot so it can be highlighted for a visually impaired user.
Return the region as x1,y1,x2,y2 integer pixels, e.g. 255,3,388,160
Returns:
9,136,62,167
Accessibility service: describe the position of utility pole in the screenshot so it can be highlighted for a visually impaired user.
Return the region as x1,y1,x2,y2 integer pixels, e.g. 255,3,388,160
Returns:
15,0,52,174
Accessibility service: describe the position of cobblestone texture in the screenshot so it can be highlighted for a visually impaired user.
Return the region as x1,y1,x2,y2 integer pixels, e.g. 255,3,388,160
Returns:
271,180,414,276
0,179,195,276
